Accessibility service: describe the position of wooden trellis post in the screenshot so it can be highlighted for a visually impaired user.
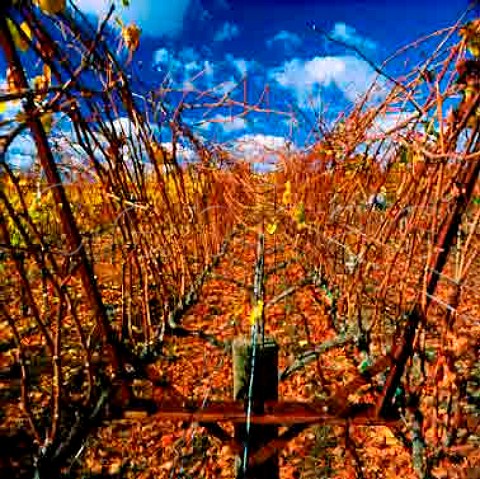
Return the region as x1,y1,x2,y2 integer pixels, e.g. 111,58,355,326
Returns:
233,336,279,479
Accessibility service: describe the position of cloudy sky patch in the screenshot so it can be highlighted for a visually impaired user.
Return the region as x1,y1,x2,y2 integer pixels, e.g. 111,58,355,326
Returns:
214,22,240,42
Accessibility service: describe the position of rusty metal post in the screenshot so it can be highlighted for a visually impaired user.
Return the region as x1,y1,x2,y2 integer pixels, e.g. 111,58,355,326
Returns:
232,336,279,479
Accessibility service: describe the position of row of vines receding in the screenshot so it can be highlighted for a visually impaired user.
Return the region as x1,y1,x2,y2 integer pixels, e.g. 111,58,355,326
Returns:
273,13,480,478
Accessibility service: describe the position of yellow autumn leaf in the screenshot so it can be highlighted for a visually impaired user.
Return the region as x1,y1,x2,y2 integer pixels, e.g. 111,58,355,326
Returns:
459,20,480,57
467,114,479,129
233,304,244,318
463,85,477,104
43,64,52,85
266,222,278,235
150,141,166,162
468,42,480,57
33,75,46,91
7,19,32,52
282,180,292,205
289,202,307,231
122,23,141,53
6,67,21,94
384,428,397,446
249,300,264,325
293,202,306,224
34,0,66,15
412,148,423,164
41,112,53,133
296,221,307,231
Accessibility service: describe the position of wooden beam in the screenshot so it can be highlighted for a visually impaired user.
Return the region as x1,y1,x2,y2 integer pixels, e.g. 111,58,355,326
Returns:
148,400,401,426
249,423,309,467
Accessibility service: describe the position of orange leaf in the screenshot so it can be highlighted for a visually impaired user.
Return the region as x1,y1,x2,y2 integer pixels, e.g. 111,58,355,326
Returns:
122,24,141,53
34,0,66,15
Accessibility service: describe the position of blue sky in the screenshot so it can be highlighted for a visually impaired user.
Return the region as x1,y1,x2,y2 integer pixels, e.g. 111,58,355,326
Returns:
1,0,476,166
74,0,475,144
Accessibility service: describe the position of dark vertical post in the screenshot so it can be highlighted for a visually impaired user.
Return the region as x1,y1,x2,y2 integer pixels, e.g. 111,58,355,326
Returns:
232,336,279,479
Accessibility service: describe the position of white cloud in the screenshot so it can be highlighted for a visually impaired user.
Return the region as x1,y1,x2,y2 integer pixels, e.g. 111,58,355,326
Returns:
221,117,247,133
161,141,197,162
0,78,23,126
153,48,171,65
225,54,254,77
5,134,36,170
273,56,344,89
230,134,291,172
241,134,288,150
199,114,247,133
0,80,56,169
182,80,196,91
185,60,201,74
266,30,302,51
271,55,382,106
213,21,240,42
232,133,288,157
151,48,256,94
66,116,197,167
184,59,214,79
73,0,192,37
109,117,140,137
203,60,214,79
330,22,376,51
214,79,238,95
369,112,417,136
153,48,214,86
